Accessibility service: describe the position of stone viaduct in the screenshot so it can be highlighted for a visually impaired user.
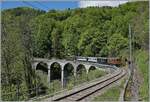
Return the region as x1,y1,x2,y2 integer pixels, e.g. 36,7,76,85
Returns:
32,58,114,87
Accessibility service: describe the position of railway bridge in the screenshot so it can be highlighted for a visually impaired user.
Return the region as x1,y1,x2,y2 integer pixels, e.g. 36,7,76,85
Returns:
32,58,115,87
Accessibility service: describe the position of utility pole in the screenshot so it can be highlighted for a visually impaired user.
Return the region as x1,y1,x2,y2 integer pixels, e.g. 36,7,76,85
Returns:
129,24,132,72
129,24,137,100
118,0,120,6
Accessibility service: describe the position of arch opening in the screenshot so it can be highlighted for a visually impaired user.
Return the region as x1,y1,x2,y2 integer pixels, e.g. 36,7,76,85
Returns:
35,62,48,94
36,62,48,74
50,62,61,81
64,63,74,77
76,64,87,84
76,64,86,75
89,66,96,72
64,63,74,87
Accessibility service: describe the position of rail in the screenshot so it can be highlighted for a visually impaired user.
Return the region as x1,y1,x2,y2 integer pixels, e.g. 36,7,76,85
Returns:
1,63,124,101
51,68,126,101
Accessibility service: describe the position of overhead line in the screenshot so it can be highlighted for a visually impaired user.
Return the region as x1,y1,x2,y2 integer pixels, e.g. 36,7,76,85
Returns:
35,1,49,11
22,1,41,10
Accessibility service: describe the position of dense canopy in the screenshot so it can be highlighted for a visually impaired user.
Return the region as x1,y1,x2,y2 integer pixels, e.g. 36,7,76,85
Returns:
1,1,148,101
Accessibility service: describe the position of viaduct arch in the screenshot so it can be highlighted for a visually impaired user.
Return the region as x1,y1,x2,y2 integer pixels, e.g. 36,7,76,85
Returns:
32,58,109,87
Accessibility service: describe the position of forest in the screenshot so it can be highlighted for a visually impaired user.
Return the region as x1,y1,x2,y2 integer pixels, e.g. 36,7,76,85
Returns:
1,1,148,101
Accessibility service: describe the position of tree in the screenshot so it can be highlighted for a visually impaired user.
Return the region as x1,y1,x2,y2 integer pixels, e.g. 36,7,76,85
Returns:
31,16,55,58
1,8,44,100
106,33,128,57
1,1,149,100
51,24,63,58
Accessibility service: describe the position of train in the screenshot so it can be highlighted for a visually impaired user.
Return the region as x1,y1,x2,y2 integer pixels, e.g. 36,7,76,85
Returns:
75,56,122,66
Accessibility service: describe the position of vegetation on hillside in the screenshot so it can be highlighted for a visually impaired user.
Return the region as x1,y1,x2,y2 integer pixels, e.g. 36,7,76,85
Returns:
1,1,148,101
135,50,148,100
1,7,45,100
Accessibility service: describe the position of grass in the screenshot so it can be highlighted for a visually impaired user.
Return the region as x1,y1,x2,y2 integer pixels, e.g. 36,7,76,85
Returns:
125,49,149,101
93,77,126,101
34,69,107,101
64,69,107,90
93,87,120,101
135,49,149,101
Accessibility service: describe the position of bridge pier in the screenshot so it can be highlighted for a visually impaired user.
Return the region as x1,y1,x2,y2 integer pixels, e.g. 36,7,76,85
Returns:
32,62,39,70
86,69,89,74
74,71,77,77
32,58,109,88
47,69,51,83
61,69,64,87
85,65,91,74
47,63,52,83
73,65,77,77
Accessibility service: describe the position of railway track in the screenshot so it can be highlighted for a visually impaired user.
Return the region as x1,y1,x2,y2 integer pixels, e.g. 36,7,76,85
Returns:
52,68,126,101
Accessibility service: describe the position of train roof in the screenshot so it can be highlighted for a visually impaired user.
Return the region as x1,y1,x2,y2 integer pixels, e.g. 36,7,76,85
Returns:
76,56,120,59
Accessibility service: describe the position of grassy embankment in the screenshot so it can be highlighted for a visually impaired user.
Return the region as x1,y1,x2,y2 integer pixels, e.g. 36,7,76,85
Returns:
125,49,148,101
93,78,126,101
36,69,107,98
135,50,149,100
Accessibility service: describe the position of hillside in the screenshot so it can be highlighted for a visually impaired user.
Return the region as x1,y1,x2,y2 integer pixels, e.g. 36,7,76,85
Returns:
1,1,149,101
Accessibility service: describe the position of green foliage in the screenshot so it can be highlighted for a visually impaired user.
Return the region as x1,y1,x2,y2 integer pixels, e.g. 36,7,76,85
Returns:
36,70,49,87
94,87,120,101
46,69,107,94
1,7,44,101
51,25,63,58
66,69,107,89
135,50,149,100
47,80,62,94
1,1,148,101
88,69,107,80
31,16,55,58
93,78,126,101
29,1,148,58
106,33,128,56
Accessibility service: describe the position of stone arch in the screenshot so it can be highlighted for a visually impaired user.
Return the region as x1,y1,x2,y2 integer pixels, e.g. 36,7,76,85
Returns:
64,63,74,77
32,62,39,70
50,62,62,81
89,66,96,72
36,62,48,74
76,64,86,75
63,63,74,87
